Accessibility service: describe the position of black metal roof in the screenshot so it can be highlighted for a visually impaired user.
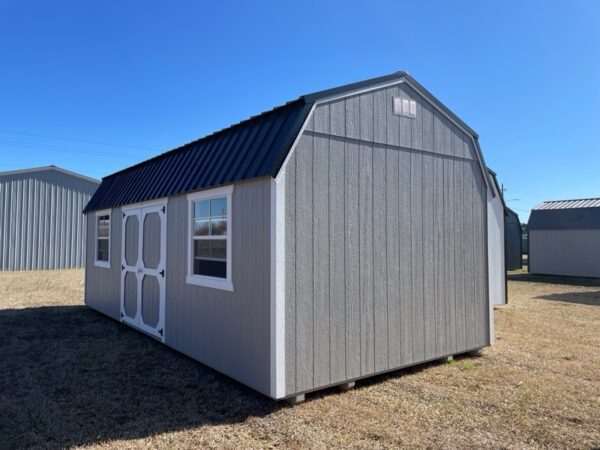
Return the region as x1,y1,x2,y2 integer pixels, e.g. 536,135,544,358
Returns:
85,71,486,213
84,99,313,212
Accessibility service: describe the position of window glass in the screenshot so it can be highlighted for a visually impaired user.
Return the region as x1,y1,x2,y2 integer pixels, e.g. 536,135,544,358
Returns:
96,214,110,263
192,196,228,279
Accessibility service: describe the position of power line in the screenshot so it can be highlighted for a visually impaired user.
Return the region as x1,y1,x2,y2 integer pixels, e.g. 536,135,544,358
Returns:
0,128,158,152
0,139,149,159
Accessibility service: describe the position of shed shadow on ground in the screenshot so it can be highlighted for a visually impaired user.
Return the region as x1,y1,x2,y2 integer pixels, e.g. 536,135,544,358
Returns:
533,291,600,306
0,305,279,448
507,272,600,288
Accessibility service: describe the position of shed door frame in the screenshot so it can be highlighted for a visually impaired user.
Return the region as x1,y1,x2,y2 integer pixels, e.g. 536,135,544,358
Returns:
120,200,167,342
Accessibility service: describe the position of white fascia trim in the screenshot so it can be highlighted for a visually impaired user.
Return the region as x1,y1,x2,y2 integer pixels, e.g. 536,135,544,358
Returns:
121,196,169,211
0,165,100,184
186,184,234,292
270,173,286,398
94,209,111,269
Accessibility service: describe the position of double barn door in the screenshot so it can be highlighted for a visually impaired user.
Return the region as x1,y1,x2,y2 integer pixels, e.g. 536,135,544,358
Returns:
120,202,166,341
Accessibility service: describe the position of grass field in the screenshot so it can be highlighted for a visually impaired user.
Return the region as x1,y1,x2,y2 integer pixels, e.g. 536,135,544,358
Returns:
0,269,599,449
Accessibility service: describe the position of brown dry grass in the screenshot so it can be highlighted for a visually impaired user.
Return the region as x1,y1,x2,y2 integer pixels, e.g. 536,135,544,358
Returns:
0,270,598,449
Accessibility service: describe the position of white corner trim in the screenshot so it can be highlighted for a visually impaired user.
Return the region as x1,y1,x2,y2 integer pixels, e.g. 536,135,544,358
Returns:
94,209,111,269
186,184,234,292
270,173,286,398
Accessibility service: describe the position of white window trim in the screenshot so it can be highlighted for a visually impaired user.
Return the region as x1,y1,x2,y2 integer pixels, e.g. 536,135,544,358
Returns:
186,185,234,291
94,209,111,269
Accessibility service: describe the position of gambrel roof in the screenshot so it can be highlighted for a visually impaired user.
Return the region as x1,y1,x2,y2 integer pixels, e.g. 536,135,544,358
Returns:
85,71,490,213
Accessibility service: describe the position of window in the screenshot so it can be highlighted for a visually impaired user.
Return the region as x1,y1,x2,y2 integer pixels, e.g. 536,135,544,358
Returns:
393,97,417,118
95,210,111,268
186,185,233,291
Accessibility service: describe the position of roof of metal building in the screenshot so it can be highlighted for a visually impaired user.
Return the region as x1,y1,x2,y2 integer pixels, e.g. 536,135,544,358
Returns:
533,198,600,210
0,165,99,184
84,71,486,213
529,198,600,230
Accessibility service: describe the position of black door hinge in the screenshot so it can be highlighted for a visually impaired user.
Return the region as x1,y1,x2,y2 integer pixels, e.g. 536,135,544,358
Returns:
159,269,165,277
123,212,126,218
161,206,165,214
158,328,163,337
121,264,125,270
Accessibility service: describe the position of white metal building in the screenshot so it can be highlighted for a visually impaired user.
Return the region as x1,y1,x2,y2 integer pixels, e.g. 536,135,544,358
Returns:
0,165,99,270
528,198,600,278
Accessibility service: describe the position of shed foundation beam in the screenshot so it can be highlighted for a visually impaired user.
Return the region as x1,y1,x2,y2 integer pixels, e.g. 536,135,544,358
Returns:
447,355,454,362
338,381,355,391
286,394,305,405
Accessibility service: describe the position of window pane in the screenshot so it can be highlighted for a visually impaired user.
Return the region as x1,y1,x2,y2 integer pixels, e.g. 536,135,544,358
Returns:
210,218,227,236
194,219,210,236
97,239,109,261
194,200,210,219
211,239,226,259
210,198,227,218
193,240,211,258
194,258,226,278
97,225,109,238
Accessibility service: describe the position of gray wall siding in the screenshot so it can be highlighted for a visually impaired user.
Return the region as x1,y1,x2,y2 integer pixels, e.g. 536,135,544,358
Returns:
0,170,97,270
165,178,272,396
85,177,273,396
529,229,600,278
284,84,489,396
85,209,122,320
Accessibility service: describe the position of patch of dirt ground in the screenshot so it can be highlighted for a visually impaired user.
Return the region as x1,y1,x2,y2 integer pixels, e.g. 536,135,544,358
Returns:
0,269,598,449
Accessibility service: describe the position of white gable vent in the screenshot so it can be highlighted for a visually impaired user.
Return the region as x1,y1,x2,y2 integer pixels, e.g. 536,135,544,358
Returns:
393,97,417,118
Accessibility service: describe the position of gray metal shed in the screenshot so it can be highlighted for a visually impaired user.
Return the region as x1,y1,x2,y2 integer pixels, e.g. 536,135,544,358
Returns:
0,165,99,270
529,198,600,278
84,72,494,402
505,207,522,271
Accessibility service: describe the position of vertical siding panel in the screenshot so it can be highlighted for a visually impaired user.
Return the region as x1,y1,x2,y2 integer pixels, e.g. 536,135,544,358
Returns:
433,155,446,355
410,149,425,362
345,97,360,140
474,169,488,346
467,163,478,349
359,143,374,375
398,149,413,365
454,160,466,351
373,89,387,143
444,156,456,353
313,133,330,387
0,181,6,269
285,155,297,395
373,145,388,372
314,103,330,134
16,179,24,270
386,86,400,146
329,139,346,383
43,180,50,269
330,99,345,137
398,94,412,149
359,93,374,142
422,153,436,360
25,179,33,269
31,179,39,269
464,162,476,350
421,100,434,152
386,147,401,367
9,180,16,269
295,134,314,392
399,84,421,150
345,141,361,379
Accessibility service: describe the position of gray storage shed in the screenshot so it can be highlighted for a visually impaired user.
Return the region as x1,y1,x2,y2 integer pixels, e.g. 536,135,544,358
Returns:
84,71,494,401
505,207,522,270
0,165,99,270
529,198,600,278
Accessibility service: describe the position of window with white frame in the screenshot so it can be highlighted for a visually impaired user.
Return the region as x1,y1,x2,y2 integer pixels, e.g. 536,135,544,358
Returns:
95,211,111,268
186,186,233,291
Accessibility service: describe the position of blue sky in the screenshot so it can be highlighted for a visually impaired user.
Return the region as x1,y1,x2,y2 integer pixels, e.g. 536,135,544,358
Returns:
1,1,598,220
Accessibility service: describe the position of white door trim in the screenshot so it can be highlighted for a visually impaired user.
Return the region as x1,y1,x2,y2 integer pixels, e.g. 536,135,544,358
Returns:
120,202,167,342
